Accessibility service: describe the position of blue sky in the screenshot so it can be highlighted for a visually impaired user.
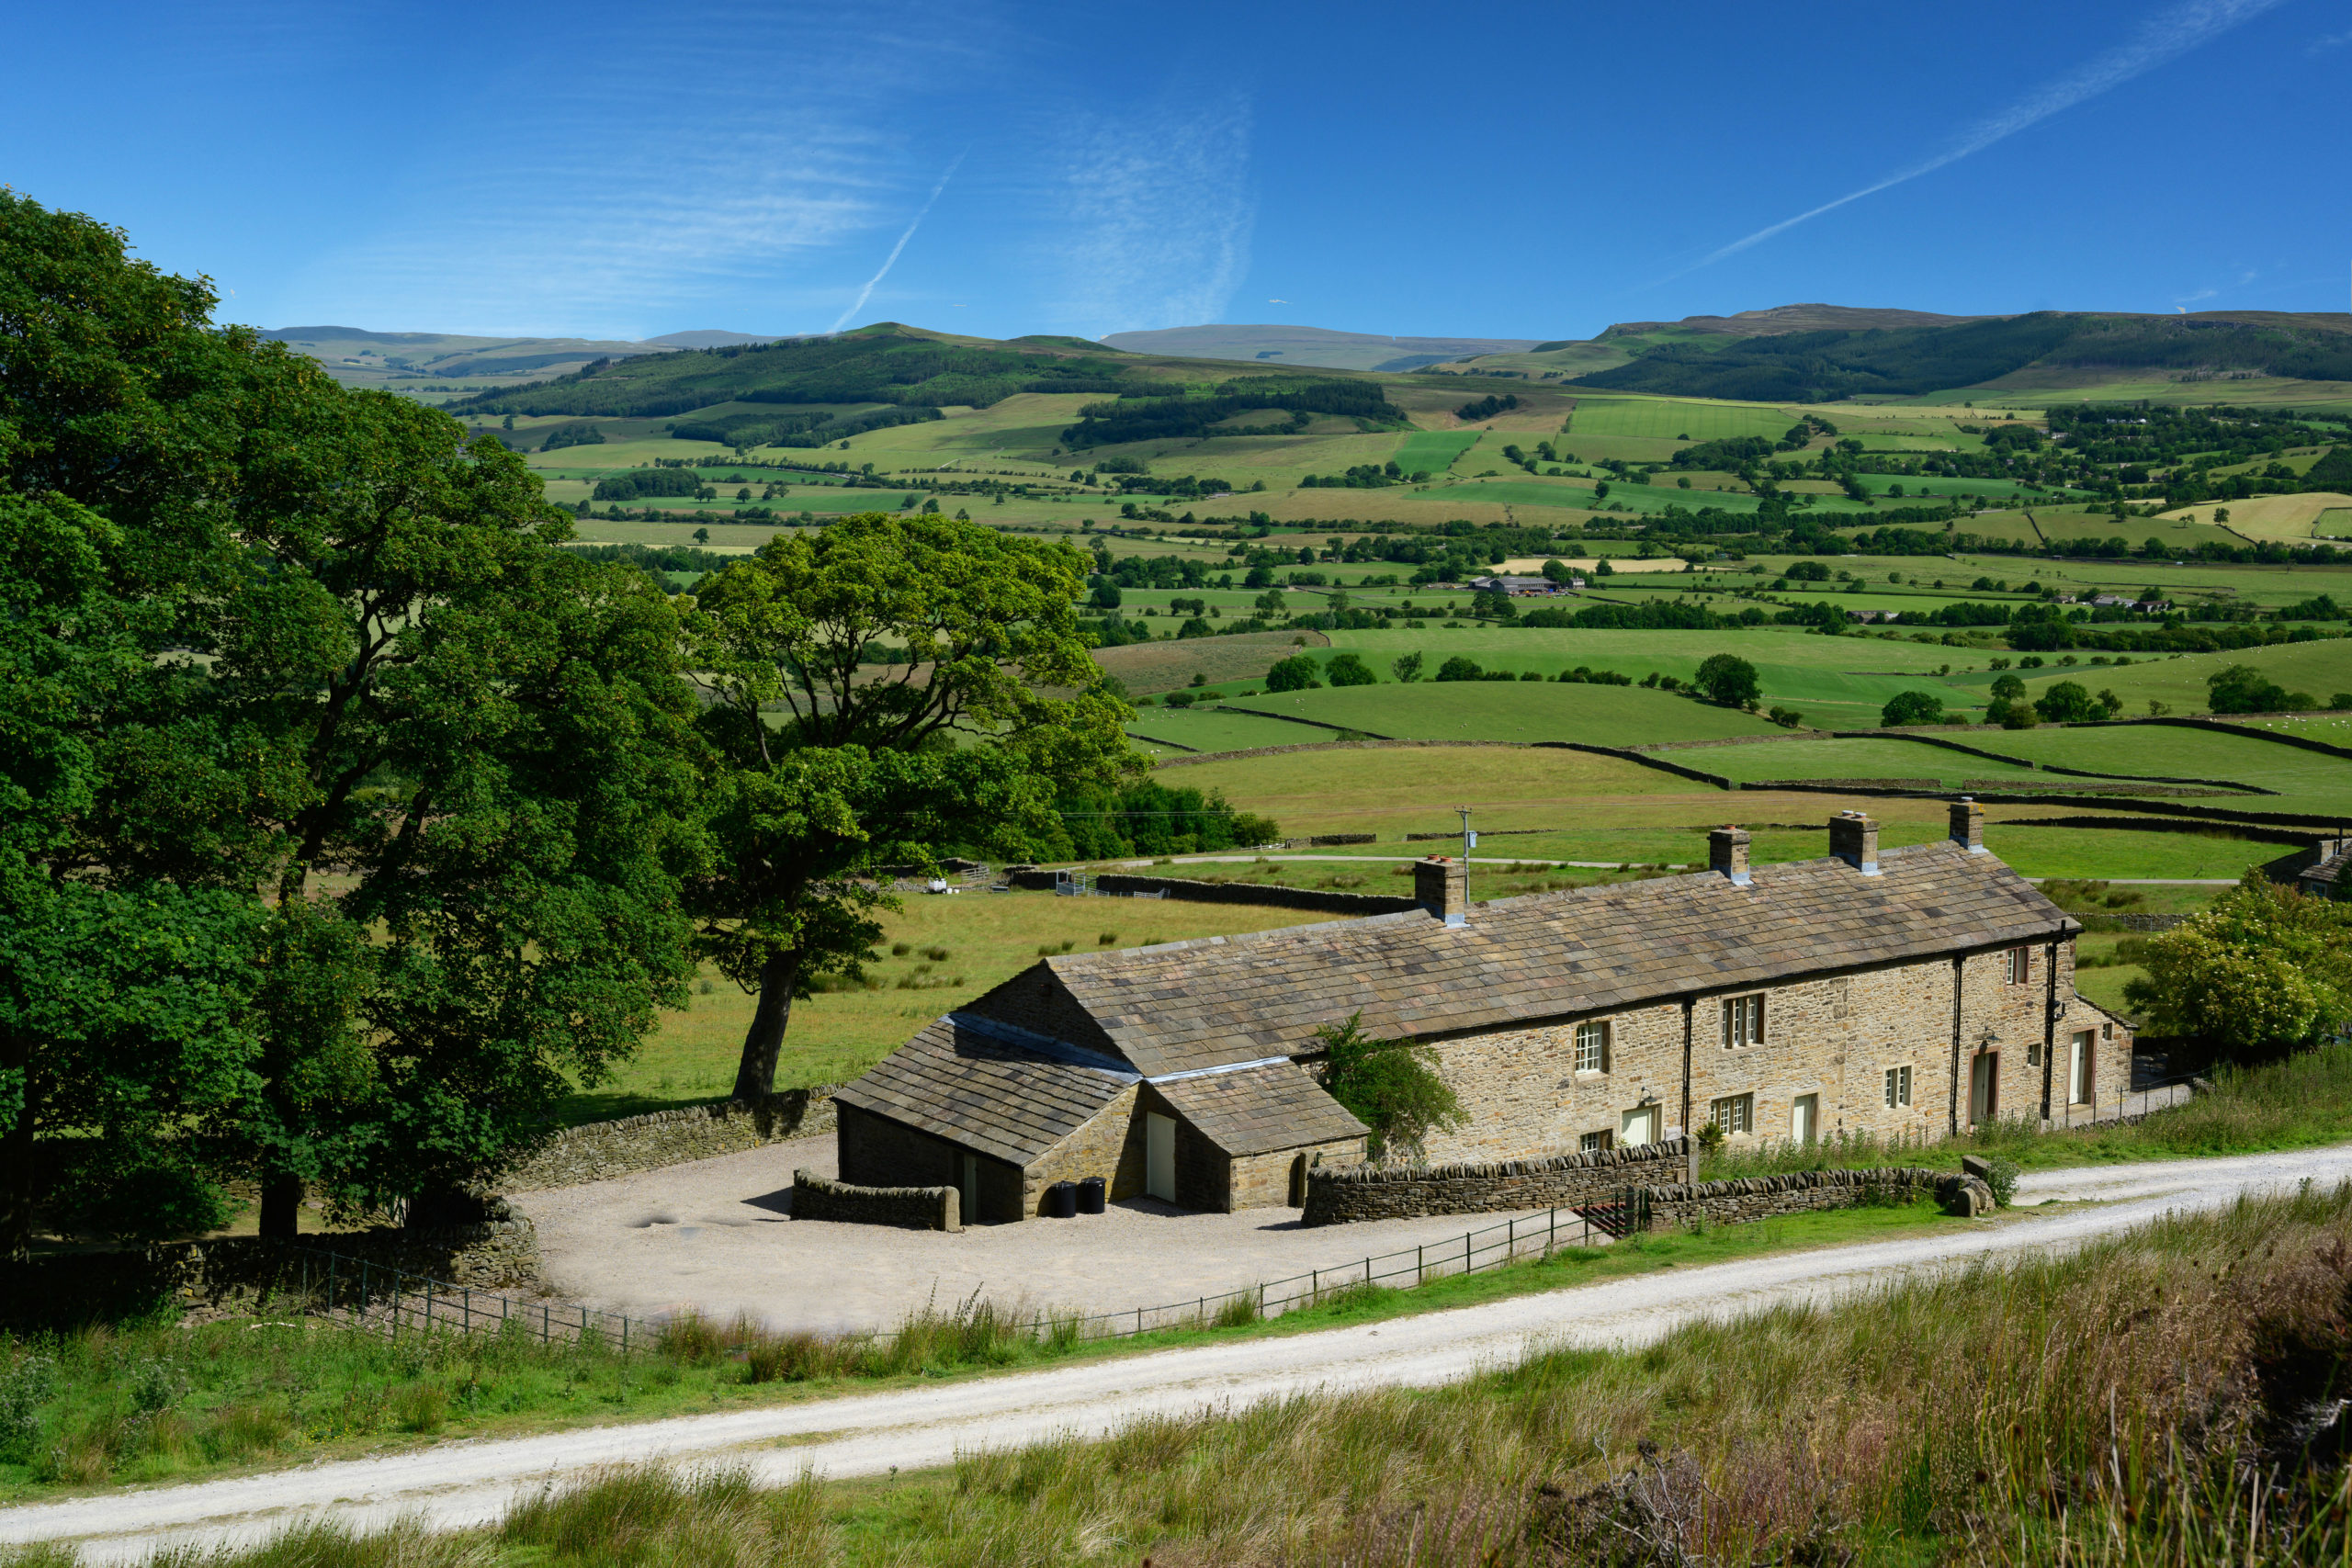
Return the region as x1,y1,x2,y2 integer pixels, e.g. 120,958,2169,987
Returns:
7,0,2347,344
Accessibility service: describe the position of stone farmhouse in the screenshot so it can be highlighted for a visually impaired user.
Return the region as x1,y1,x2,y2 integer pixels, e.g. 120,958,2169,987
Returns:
832,802,2130,1223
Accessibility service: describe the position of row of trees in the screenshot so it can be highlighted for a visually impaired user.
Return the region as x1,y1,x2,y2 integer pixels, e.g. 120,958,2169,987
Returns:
0,197,1132,1258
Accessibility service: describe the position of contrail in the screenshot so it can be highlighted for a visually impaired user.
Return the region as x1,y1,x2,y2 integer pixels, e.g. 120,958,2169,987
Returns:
831,152,966,333
1668,0,2289,280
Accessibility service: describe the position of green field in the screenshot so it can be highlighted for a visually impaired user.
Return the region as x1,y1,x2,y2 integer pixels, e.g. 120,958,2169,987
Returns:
2010,637,2352,716
1392,430,1479,473
1566,397,1793,440
1219,681,1787,745
1124,707,1323,755
1935,722,2352,817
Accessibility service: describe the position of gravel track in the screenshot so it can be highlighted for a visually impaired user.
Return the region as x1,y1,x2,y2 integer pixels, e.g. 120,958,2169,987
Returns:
9,1146,2348,1563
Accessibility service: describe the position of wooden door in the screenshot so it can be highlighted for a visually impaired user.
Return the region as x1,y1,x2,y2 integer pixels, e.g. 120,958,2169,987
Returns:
1621,1106,1657,1147
1792,1094,1817,1144
1971,1052,1998,1124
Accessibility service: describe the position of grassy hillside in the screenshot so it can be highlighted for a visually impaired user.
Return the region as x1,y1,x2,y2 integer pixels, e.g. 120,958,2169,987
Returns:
1566,311,2352,403
1099,323,1537,372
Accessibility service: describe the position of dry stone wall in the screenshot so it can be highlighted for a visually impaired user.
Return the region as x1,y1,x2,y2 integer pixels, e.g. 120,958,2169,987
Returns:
1645,1168,1993,1226
0,1220,544,1334
1304,1137,1692,1225
791,1169,961,1231
499,1089,836,1191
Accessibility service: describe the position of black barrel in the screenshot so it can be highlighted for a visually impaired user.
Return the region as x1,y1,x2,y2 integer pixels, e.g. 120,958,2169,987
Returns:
1077,1175,1106,1214
1046,1179,1078,1219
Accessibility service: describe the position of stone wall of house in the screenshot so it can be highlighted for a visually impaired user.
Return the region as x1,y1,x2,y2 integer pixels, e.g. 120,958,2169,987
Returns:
1415,938,2128,1172
1645,1168,1993,1227
837,1103,958,1190
1023,1084,1147,1214
1303,1138,1692,1225
500,1089,836,1191
0,1220,544,1334
1229,1137,1366,1211
790,1169,961,1232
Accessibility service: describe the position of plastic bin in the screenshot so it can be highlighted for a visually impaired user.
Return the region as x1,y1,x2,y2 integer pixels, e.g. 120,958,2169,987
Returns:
1077,1176,1106,1214
1046,1179,1078,1219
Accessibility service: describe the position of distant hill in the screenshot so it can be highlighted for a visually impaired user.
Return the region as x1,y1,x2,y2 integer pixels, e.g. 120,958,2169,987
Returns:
1101,323,1541,373
1585,303,1993,343
262,325,786,384
1565,310,2352,402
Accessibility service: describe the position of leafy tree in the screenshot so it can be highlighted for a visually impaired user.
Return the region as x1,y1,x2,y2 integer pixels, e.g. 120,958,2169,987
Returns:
1469,589,1516,620
1692,653,1761,708
1989,673,2027,702
2032,680,2109,724
1391,651,1425,684
1881,691,1947,727
1325,652,1377,687
687,514,1128,1100
1090,581,1123,609
1766,705,1805,728
1313,1012,1464,1161
2125,878,2352,1055
2206,664,2316,715
1435,656,1484,682
1263,654,1321,693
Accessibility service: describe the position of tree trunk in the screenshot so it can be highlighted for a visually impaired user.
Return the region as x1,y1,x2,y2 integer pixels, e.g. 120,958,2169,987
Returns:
731,949,798,1102
258,1171,303,1240
0,1043,35,1266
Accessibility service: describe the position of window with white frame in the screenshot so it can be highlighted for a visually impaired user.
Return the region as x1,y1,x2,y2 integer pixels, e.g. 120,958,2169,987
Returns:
1579,1129,1613,1153
1710,1093,1753,1134
1722,994,1765,1049
2005,946,2031,985
1575,1020,1611,1074
1883,1064,1912,1109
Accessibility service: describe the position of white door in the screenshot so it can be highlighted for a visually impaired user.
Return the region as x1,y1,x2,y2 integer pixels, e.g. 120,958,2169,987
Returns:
2069,1032,2090,1105
1792,1094,1817,1144
1146,1112,1177,1201
1620,1106,1657,1147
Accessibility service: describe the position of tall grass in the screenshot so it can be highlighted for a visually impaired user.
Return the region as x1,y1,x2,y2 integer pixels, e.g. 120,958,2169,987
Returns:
1705,1041,2352,1180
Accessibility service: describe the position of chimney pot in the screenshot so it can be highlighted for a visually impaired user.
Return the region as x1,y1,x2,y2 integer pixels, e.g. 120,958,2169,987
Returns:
1708,826,1752,886
1414,856,1468,927
1829,810,1881,875
1949,796,1986,853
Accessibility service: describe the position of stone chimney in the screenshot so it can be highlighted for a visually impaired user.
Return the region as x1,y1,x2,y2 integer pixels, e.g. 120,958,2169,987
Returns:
1829,810,1881,875
1950,797,1986,853
1414,856,1468,927
1708,826,1752,886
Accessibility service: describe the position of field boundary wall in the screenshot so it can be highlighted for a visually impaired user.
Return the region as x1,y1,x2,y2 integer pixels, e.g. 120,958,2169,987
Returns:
500,1090,837,1192
791,1169,961,1231
1303,1138,1693,1224
1,1222,544,1334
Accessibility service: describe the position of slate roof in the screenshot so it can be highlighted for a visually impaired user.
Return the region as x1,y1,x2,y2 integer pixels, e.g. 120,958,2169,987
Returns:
832,1015,1134,1167
2302,845,2349,890
1154,1064,1368,1156
1042,841,2077,1076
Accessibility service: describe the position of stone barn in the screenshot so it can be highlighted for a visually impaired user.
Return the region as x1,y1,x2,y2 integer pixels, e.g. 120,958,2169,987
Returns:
832,801,2130,1222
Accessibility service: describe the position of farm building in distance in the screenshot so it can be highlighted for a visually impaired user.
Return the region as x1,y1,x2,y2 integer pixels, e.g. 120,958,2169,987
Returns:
831,803,2129,1222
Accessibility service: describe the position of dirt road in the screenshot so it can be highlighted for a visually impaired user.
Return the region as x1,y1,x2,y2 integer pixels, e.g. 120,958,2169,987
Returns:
9,1146,2346,1564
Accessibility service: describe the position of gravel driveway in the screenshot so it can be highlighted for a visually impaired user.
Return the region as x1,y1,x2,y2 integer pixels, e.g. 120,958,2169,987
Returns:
513,1136,1560,1333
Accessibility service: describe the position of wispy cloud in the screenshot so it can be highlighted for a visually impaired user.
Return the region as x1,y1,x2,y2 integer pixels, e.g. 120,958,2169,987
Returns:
2307,26,2352,51
1050,92,1254,338
1668,0,2291,281
270,4,989,336
831,152,966,333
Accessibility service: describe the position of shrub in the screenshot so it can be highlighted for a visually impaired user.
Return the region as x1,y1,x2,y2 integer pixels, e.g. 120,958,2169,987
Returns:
1325,651,1378,687
1982,1156,2020,1207
1315,1011,1464,1160
1434,655,1483,682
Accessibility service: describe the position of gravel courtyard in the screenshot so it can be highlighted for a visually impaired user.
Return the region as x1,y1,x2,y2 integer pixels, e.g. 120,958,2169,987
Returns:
514,1136,1557,1334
